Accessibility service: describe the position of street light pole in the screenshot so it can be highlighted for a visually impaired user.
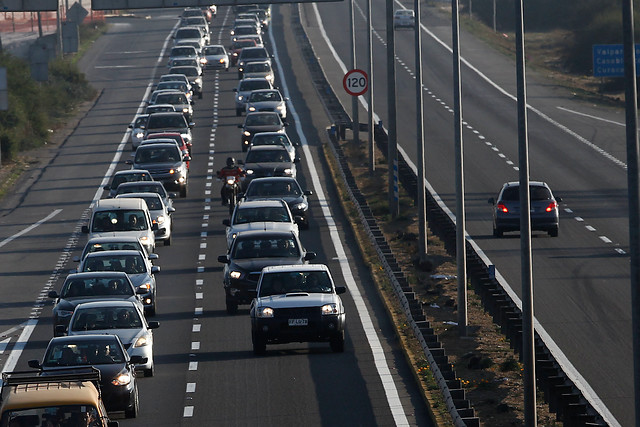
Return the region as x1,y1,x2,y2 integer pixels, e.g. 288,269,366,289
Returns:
386,0,398,218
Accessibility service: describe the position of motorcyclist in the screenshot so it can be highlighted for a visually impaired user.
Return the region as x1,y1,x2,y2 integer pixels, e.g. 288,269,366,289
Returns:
217,157,245,205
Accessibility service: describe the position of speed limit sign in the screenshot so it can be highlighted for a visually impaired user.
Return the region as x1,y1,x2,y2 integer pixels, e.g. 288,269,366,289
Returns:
343,69,368,96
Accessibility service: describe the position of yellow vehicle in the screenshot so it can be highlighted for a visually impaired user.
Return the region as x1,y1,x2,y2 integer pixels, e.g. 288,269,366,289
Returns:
0,368,118,427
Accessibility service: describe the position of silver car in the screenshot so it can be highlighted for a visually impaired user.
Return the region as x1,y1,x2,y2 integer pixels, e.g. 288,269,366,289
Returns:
233,77,273,116
202,44,229,70
128,114,149,150
245,89,287,120
242,61,275,85
117,192,175,246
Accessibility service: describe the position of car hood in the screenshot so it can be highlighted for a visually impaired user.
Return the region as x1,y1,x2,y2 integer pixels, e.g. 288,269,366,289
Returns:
244,161,293,170
134,161,184,170
205,54,226,60
256,293,338,308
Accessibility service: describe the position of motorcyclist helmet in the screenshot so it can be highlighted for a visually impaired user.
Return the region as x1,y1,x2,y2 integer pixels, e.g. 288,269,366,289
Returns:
226,157,235,167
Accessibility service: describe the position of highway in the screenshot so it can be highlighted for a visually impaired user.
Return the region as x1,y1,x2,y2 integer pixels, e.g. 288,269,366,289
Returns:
0,6,433,427
306,0,632,425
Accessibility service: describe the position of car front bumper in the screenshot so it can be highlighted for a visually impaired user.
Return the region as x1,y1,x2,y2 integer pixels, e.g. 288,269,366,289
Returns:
252,313,345,344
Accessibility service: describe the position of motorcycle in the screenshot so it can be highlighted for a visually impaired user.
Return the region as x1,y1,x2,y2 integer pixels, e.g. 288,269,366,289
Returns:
222,175,240,215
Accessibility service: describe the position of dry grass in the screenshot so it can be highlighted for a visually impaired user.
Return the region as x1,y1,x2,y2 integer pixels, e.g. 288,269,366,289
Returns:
322,137,561,426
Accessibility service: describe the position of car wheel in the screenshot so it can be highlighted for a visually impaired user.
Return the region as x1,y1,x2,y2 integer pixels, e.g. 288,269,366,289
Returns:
144,363,155,378
252,332,266,355
548,227,559,237
330,331,345,353
236,108,242,117
180,184,188,198
124,386,139,418
493,226,503,238
226,299,238,315
164,235,171,246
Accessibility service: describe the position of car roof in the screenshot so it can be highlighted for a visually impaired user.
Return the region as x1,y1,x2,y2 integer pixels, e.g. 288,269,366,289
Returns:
113,169,151,176
247,145,287,152
74,300,138,310
503,181,548,188
84,250,145,258
117,192,163,201
94,198,147,210
262,264,330,274
236,199,287,208
117,181,165,189
86,236,142,244
1,374,102,410
136,142,180,150
47,334,122,345
249,177,299,184
65,271,129,280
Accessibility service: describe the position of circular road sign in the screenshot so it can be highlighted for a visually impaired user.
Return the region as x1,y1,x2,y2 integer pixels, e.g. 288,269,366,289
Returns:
343,69,368,96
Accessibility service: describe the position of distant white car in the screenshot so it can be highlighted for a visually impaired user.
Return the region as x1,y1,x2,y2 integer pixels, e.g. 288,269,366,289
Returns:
245,89,287,120
202,44,229,70
242,60,275,84
393,9,415,29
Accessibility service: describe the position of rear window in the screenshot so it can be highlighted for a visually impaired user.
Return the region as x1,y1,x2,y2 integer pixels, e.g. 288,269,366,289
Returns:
240,80,270,91
61,276,134,298
147,114,188,129
111,172,151,188
500,185,552,201
175,28,202,39
232,236,299,259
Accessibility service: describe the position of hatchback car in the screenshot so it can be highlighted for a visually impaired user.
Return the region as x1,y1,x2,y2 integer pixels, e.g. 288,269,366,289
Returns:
103,169,153,198
245,89,287,119
242,145,297,188
223,199,300,248
127,143,190,197
66,301,159,377
117,192,175,246
233,77,274,116
202,44,229,70
242,177,312,229
250,264,346,355
488,181,561,237
79,249,160,315
28,334,144,418
239,111,286,151
49,271,145,336
217,230,316,314
250,132,296,161
393,9,415,29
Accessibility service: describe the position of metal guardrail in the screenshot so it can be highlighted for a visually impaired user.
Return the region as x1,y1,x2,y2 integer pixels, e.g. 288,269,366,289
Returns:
291,3,608,426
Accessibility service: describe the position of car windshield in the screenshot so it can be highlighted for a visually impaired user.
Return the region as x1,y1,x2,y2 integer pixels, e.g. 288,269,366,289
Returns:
157,82,187,91
43,341,126,366
239,80,270,91
245,63,270,73
242,49,267,59
135,146,181,164
82,254,147,275
60,276,134,298
147,105,175,114
171,67,199,77
245,149,288,163
501,185,552,201
111,172,151,188
233,207,291,224
232,40,256,49
246,180,301,197
176,28,201,39
133,116,147,127
91,209,149,232
234,26,257,36
116,183,168,198
252,134,289,146
70,306,143,332
204,46,225,55
245,114,280,126
140,195,163,210
249,91,280,102
232,237,299,259
156,93,188,105
147,114,188,129
259,271,332,296
170,47,196,57
1,405,100,426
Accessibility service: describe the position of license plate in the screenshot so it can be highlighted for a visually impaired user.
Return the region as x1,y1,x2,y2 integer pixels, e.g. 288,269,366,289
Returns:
288,318,308,326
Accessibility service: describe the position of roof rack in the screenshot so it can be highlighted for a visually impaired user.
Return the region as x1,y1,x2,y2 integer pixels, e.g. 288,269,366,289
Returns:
2,367,101,387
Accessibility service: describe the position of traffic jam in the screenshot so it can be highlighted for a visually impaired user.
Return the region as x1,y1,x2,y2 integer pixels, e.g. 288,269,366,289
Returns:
0,5,348,424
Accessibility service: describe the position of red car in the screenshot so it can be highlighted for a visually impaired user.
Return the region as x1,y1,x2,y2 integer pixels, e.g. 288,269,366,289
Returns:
229,38,257,66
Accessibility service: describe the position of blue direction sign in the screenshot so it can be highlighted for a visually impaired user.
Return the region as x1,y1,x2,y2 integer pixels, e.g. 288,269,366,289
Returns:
593,44,640,77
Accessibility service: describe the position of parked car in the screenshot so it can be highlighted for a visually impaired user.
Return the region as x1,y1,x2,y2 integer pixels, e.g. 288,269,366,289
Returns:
49,271,145,336
223,199,299,248
393,9,415,29
245,89,287,120
65,300,159,377
126,142,190,198
488,181,561,237
103,169,153,198
238,111,287,151
242,177,312,229
250,264,346,354
117,192,175,247
233,77,273,117
217,230,316,314
28,334,144,418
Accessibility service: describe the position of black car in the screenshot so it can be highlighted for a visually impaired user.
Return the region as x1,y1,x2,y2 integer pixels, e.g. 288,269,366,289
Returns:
126,143,190,198
28,335,145,418
250,264,346,355
488,181,561,237
241,145,297,189
49,272,145,336
238,112,286,151
217,230,316,314
242,177,312,229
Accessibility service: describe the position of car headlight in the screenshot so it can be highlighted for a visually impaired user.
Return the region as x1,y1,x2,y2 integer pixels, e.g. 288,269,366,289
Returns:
169,169,176,175
276,104,284,111
111,371,132,386
266,74,274,81
321,303,338,315
292,202,308,211
229,271,242,279
182,108,189,113
140,236,149,243
219,58,226,64
138,283,151,291
156,215,165,225
243,131,251,137
246,169,254,175
233,52,238,57
57,309,74,318
135,132,145,139
248,106,256,112
200,58,208,64
283,168,293,176
238,95,244,101
134,335,150,348
257,306,274,318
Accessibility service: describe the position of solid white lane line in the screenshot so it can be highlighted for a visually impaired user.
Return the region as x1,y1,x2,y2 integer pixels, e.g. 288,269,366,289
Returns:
0,209,62,249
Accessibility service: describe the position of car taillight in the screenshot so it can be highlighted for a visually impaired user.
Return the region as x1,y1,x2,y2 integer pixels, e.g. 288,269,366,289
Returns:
545,201,558,212
497,203,508,213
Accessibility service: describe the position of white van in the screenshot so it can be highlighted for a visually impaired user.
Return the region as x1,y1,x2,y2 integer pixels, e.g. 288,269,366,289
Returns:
82,198,158,253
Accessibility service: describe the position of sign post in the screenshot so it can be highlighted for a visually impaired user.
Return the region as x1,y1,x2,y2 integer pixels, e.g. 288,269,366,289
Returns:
343,69,368,97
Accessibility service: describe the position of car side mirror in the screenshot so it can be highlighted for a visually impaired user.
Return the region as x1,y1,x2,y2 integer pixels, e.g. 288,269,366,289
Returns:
222,219,231,226
81,225,89,234
129,355,147,365
304,190,313,196
169,192,178,198
103,185,111,191
152,223,159,231
136,288,147,295
556,197,563,202
294,157,300,163
183,155,192,162
304,252,317,261
149,253,159,260
189,122,195,128
237,124,243,128
233,88,237,92
487,197,495,204
168,207,176,213
147,321,160,329
125,160,133,165
28,359,41,369
335,286,347,295
218,255,229,264
55,325,67,336
72,255,80,262
128,124,133,129
48,290,59,299
151,266,160,274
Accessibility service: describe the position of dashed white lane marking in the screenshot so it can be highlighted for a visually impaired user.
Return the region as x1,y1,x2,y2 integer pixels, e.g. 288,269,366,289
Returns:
198,254,206,261
599,236,612,244
616,248,627,255
192,324,201,332
186,383,196,393
194,307,203,316
575,217,584,222
183,407,194,417
196,279,203,285
196,293,203,300
586,226,596,232
191,342,200,351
